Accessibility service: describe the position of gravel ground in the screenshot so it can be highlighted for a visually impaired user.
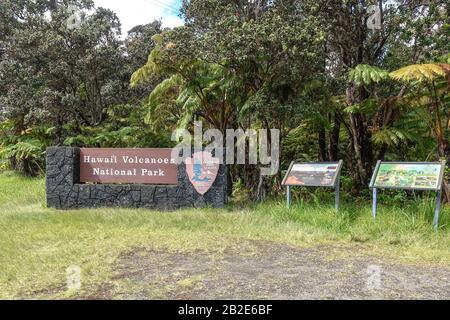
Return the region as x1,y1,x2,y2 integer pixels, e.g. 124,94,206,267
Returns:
94,241,450,300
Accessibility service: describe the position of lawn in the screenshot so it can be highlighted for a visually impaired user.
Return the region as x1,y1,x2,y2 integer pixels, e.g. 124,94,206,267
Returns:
0,171,450,299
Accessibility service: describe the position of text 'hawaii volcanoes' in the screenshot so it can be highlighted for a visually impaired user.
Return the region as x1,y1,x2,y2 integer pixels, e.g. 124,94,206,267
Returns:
80,149,178,185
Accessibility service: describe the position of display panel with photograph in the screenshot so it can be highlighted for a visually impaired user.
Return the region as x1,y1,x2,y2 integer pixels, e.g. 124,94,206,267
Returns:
371,162,445,191
282,162,342,187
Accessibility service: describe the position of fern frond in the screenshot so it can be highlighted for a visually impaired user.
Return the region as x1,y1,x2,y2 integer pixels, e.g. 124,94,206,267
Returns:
372,128,412,147
145,74,185,127
0,139,44,161
390,64,449,82
349,64,389,86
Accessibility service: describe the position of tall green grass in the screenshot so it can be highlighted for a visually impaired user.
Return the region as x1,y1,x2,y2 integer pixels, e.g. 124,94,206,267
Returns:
0,171,449,299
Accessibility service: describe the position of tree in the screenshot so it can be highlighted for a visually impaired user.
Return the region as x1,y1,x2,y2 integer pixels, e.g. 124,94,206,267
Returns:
132,0,327,199
317,0,449,191
390,62,450,161
0,0,126,143
124,21,163,104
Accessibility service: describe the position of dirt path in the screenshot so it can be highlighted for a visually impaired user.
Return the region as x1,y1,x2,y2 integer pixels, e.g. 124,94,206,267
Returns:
97,241,450,300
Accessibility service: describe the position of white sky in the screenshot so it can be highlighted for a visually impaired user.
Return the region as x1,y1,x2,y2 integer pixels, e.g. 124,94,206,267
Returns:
93,0,184,38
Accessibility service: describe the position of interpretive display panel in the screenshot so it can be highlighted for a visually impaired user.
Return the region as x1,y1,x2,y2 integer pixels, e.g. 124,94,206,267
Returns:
283,161,344,211
369,161,446,230
282,162,342,188
371,162,444,191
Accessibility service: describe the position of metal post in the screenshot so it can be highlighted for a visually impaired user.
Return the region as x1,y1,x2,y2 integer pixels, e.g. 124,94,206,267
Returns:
287,186,292,209
335,177,340,212
372,188,378,219
433,190,442,232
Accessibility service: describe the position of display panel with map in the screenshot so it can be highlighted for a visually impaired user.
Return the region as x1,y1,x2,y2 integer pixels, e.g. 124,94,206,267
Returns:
370,162,446,191
282,162,343,187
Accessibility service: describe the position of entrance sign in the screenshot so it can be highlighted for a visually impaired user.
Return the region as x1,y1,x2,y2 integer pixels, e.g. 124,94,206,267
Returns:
46,147,228,210
186,151,220,195
282,161,344,211
80,148,178,185
370,161,446,230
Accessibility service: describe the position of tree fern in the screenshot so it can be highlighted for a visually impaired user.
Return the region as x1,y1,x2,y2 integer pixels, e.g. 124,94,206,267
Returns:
0,138,45,175
130,34,167,87
349,64,389,86
390,64,449,82
145,74,185,129
372,128,412,148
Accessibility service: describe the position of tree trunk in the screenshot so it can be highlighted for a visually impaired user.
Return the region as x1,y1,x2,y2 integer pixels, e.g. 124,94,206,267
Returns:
346,82,374,192
256,173,267,202
348,112,374,191
437,138,450,203
318,125,328,161
328,115,341,161
55,110,64,146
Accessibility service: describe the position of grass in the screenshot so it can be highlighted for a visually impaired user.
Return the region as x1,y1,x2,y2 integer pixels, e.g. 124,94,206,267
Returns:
0,171,450,299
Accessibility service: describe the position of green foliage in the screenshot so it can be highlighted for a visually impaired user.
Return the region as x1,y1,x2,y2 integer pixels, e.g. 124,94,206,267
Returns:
390,64,449,82
1,0,449,200
0,1,166,176
282,124,318,164
130,34,168,87
344,98,378,115
372,128,412,148
63,104,172,148
349,65,390,86
0,121,50,176
145,74,186,129
388,61,450,164
0,139,44,174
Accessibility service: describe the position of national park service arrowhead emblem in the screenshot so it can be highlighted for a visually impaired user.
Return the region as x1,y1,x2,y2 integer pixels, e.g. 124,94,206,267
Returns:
186,151,220,195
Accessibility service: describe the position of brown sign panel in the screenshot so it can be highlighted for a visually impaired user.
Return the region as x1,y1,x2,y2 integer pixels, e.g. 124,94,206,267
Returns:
80,148,178,185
